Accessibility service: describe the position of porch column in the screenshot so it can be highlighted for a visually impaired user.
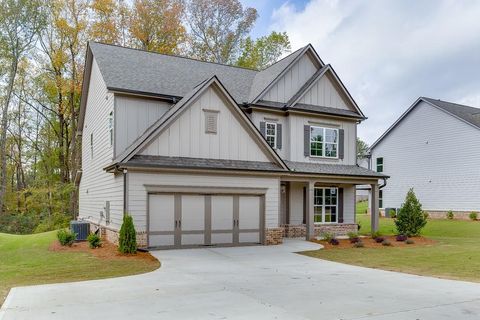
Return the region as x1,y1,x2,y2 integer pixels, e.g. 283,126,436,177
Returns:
370,183,379,232
306,181,315,240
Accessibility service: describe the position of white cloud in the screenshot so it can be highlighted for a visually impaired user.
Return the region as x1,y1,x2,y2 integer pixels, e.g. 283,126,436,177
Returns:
270,0,480,143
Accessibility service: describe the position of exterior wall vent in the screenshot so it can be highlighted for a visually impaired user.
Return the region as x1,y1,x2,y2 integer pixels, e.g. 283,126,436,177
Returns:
204,109,219,134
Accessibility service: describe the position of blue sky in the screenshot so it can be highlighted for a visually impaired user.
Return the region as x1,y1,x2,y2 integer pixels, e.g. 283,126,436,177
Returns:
241,0,480,144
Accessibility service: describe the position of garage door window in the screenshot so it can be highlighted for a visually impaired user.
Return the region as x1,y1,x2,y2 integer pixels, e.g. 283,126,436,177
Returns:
314,187,338,223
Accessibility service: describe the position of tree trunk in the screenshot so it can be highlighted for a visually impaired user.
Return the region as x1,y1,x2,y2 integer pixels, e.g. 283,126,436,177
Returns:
0,59,18,214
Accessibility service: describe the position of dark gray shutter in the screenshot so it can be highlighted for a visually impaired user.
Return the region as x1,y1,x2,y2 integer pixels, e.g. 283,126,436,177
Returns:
338,129,345,159
304,125,310,157
260,121,266,137
276,124,282,149
338,188,344,223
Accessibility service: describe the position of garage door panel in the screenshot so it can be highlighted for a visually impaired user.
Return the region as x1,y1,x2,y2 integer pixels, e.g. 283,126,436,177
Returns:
211,233,233,244
181,233,205,246
149,234,174,247
239,232,260,243
239,196,260,229
211,196,234,230
181,195,205,231
149,194,175,232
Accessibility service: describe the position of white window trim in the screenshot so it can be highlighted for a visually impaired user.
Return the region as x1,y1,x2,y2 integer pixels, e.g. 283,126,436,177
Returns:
314,187,338,224
309,126,339,159
265,121,277,149
376,157,384,172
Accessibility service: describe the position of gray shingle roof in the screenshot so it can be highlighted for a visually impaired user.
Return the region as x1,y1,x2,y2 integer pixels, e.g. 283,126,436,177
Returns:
121,155,385,179
124,155,286,172
285,161,388,178
422,97,480,129
90,42,257,104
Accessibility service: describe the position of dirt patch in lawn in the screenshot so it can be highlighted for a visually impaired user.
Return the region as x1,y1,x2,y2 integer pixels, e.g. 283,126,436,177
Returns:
312,235,436,249
49,240,158,262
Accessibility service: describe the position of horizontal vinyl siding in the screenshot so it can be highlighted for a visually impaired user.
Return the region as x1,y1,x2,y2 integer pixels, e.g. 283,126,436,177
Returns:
115,95,171,156
127,172,280,231
298,73,350,110
372,101,480,211
140,86,270,162
262,54,317,103
79,58,124,229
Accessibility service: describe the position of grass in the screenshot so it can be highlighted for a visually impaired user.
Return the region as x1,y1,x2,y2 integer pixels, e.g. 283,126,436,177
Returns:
356,200,368,215
303,216,480,282
0,231,160,304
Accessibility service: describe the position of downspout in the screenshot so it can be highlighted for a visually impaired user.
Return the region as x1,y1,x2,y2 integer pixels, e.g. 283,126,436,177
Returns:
123,168,128,216
379,177,387,189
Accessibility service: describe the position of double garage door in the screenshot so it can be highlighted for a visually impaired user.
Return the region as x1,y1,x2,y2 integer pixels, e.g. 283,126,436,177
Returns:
148,193,264,249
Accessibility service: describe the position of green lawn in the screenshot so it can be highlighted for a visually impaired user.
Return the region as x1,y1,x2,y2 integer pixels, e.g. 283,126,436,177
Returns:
303,216,480,282
0,231,160,304
356,200,368,215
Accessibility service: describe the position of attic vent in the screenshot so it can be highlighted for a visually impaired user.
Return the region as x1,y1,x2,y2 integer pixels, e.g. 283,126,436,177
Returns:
204,109,219,134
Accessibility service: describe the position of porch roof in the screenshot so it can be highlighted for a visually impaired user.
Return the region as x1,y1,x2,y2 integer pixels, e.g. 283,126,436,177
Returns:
285,161,388,178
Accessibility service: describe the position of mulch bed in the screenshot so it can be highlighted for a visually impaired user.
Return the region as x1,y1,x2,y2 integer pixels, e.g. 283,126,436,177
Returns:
49,240,158,262
312,235,436,249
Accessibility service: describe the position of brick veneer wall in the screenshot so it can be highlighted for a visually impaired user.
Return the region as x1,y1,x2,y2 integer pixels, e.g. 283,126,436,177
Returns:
281,224,358,238
265,228,284,245
426,210,477,220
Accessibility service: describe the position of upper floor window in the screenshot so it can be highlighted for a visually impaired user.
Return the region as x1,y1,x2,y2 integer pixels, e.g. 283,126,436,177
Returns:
108,111,113,146
90,133,94,159
376,157,383,172
265,122,277,149
310,126,338,158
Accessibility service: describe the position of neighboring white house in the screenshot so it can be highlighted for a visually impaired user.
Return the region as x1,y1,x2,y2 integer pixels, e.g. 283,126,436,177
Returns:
360,97,480,218
77,42,385,249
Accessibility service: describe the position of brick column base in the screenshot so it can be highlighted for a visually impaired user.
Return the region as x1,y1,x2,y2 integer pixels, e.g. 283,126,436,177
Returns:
265,228,284,245
281,224,358,238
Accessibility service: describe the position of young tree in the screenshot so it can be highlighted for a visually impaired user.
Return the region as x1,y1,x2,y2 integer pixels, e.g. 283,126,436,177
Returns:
0,0,46,213
129,0,185,54
186,0,257,64
236,32,290,70
395,188,427,236
356,137,369,159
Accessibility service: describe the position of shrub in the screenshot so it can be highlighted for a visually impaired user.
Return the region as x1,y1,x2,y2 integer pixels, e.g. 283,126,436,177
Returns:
395,188,427,236
387,208,397,218
329,238,339,245
347,232,359,243
469,212,478,221
423,211,429,219
396,234,407,242
353,241,364,248
87,233,102,249
381,239,391,246
446,210,454,220
118,214,137,254
371,231,382,239
57,229,76,246
321,232,334,242
375,236,385,243
405,239,415,244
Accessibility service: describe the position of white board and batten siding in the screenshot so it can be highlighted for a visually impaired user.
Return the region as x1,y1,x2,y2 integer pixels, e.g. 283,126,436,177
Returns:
140,86,270,162
127,172,280,232
114,96,171,157
262,53,318,103
79,58,124,229
371,101,480,211
298,73,351,111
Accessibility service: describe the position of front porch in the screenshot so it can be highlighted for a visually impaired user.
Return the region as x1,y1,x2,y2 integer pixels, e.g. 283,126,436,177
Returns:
277,176,381,242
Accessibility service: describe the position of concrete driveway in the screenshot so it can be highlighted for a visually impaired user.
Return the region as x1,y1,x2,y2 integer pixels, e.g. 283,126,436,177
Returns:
1,239,480,320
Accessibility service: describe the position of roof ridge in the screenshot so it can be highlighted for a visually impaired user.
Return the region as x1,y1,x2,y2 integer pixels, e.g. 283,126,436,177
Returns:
89,41,259,72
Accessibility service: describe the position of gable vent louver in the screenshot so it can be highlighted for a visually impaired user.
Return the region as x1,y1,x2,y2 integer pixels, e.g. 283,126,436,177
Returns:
204,109,219,134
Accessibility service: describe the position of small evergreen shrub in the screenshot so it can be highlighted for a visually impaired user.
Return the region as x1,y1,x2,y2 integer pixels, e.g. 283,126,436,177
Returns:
371,231,382,239
353,241,364,248
423,212,429,219
381,239,391,246
388,208,397,218
396,234,407,242
118,214,137,254
87,233,102,249
395,188,427,236
321,232,334,242
405,239,415,245
57,229,76,246
347,232,360,243
446,210,454,220
375,236,385,243
469,212,478,221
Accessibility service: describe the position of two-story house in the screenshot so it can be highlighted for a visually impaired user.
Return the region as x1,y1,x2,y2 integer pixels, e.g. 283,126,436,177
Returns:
77,42,386,249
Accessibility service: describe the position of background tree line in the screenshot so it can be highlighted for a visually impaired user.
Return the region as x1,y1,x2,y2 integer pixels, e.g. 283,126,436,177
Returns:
0,0,291,234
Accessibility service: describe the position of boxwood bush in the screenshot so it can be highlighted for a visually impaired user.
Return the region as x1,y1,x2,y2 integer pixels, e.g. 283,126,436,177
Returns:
57,229,76,246
87,233,102,249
